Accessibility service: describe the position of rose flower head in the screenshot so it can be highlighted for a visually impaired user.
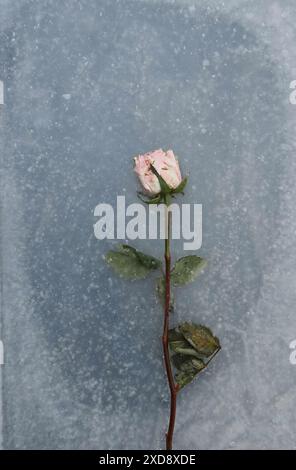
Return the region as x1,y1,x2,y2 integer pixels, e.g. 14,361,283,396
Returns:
134,149,182,197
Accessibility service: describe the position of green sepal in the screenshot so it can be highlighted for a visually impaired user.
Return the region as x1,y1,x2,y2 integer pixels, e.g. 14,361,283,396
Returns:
137,192,162,205
150,164,172,194
172,176,188,195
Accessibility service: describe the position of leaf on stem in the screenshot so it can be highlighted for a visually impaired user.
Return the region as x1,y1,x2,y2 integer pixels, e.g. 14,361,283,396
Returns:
105,244,161,280
173,355,205,388
169,328,199,356
179,322,220,357
169,322,220,389
171,256,207,286
119,244,162,270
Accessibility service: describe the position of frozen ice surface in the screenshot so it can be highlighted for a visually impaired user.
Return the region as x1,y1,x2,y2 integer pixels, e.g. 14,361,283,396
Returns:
1,0,296,449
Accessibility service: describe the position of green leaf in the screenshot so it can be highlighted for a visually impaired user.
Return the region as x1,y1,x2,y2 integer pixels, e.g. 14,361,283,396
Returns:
179,322,220,357
172,354,205,373
172,176,188,194
173,355,205,389
105,251,150,280
170,344,201,358
169,328,201,358
175,371,196,389
105,244,161,280
168,329,184,342
169,323,221,389
119,244,162,270
171,256,207,286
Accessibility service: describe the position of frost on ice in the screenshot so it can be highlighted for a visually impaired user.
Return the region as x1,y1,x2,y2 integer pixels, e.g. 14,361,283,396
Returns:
1,0,296,449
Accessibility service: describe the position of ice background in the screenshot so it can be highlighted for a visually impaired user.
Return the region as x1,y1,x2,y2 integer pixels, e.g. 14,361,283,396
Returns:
1,0,296,449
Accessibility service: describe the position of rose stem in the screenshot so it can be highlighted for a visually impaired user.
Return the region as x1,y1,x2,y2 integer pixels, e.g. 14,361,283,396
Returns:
162,194,178,450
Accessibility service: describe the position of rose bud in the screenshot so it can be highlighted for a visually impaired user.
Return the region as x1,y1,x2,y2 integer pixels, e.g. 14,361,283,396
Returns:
134,149,182,197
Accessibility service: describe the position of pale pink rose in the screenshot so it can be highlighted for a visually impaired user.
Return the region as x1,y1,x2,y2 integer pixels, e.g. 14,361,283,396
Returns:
134,149,182,196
